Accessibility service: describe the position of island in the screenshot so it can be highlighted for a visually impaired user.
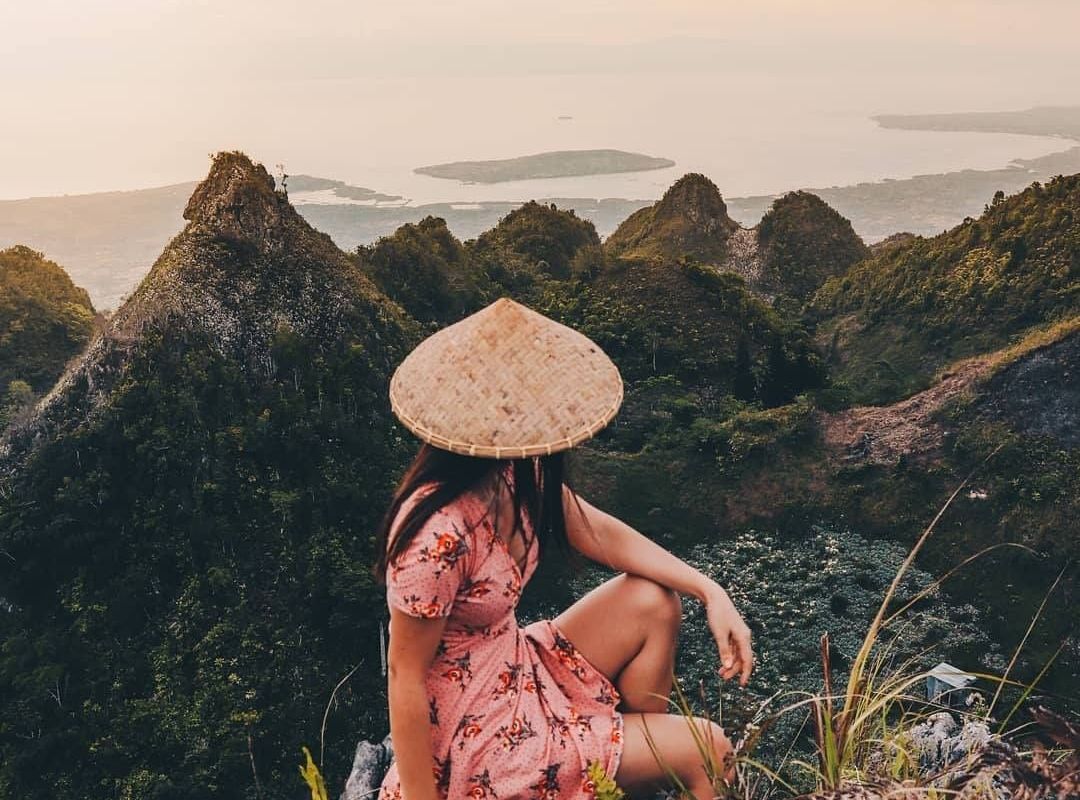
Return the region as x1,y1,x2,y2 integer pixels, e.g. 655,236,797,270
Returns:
284,175,403,204
414,149,675,183
872,105,1080,140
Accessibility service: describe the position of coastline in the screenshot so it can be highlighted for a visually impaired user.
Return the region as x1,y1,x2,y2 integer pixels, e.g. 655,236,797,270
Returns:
4,109,1080,308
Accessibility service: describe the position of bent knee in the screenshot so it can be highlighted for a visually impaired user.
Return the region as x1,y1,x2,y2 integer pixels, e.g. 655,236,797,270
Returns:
690,717,733,772
699,718,732,755
620,574,682,625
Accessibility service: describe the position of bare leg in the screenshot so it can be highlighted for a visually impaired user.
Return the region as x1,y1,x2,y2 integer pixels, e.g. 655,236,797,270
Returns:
617,712,733,798
553,573,681,713
554,575,733,796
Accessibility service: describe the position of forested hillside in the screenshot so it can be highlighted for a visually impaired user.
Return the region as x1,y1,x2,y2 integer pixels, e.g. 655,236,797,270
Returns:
0,153,418,798
0,246,95,427
812,174,1080,404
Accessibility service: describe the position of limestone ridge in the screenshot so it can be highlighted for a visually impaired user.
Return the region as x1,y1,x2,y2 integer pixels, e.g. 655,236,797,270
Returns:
1,151,413,469
605,174,866,301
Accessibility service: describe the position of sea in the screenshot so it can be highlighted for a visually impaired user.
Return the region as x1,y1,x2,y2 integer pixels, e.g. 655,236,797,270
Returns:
1,70,1073,203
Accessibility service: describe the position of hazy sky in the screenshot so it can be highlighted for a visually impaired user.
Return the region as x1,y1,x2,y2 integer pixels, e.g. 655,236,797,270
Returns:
2,0,1079,197
6,0,1080,53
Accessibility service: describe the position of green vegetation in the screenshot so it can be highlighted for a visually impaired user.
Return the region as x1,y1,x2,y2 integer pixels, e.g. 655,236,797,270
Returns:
605,173,738,262
0,245,95,426
812,174,1080,405
757,191,869,299
354,216,491,325
585,760,625,799
299,747,329,800
470,200,602,283
540,262,825,439
0,319,411,799
414,148,674,183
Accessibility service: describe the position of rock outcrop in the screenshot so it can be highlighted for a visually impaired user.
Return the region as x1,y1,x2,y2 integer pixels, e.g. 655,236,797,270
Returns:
340,736,394,800
972,326,1079,447
1,150,414,469
605,173,738,262
182,151,289,251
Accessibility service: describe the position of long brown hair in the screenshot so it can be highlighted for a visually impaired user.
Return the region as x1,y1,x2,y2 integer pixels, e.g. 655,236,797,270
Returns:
373,444,570,581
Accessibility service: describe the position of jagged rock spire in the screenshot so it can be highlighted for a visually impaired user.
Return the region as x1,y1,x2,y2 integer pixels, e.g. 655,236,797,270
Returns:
1,150,412,471
183,151,289,251
653,173,737,236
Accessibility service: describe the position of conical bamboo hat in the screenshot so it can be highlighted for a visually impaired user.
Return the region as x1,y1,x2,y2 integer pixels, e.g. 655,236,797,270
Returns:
389,298,623,458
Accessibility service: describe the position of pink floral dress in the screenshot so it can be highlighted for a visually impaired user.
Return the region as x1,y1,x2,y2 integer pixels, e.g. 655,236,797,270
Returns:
378,478,624,800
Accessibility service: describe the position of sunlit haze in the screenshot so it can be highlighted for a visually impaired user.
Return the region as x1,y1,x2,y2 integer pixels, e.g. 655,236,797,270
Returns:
2,0,1079,198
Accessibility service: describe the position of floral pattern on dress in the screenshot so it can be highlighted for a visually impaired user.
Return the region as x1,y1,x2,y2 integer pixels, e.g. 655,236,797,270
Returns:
379,471,624,799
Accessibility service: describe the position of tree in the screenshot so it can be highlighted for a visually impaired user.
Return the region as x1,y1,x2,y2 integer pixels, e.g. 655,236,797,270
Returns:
733,335,756,402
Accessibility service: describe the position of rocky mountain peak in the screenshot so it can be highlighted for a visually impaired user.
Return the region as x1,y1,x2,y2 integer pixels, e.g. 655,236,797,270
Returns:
1,151,412,471
654,173,736,233
183,151,289,251
604,172,739,262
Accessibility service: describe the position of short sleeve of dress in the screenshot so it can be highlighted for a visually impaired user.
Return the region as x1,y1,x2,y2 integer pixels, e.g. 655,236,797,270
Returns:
385,494,472,619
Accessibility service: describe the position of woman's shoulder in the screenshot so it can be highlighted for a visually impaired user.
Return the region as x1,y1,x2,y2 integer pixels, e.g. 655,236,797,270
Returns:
390,482,489,552
386,484,490,592
398,481,487,523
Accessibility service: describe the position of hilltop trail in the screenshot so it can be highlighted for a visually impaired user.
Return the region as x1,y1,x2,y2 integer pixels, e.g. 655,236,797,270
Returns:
817,323,1080,467
818,355,994,466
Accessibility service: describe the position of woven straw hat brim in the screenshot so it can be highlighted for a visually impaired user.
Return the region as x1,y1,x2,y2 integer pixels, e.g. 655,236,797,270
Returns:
389,298,623,459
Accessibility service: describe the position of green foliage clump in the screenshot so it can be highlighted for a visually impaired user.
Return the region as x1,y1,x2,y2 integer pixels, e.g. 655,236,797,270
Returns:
552,261,825,418
0,245,95,399
299,746,329,800
757,191,869,299
1,379,35,429
0,317,411,799
585,759,625,799
689,393,817,474
470,200,601,283
354,216,492,325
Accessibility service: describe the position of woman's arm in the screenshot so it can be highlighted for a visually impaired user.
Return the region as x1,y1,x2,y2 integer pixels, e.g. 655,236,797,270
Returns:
386,609,446,800
563,487,754,686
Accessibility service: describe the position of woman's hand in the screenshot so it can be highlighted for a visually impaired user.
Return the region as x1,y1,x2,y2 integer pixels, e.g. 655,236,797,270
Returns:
563,489,755,686
703,587,753,686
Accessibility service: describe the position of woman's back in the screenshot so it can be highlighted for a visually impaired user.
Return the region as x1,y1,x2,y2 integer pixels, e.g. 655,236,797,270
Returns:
379,484,623,800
